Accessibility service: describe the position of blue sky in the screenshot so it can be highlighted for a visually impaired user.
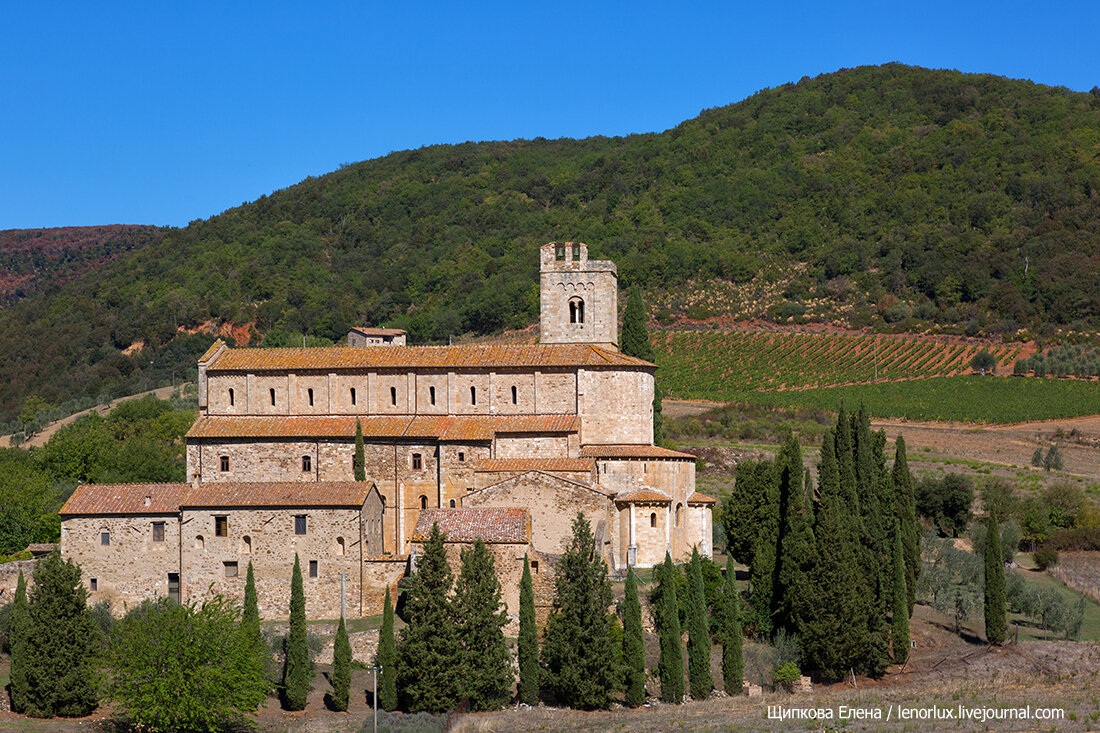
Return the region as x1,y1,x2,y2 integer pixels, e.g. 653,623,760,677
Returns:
2,1,1097,229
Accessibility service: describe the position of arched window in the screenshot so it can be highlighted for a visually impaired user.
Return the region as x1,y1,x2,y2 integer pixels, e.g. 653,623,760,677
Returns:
449,499,456,508
302,455,312,472
430,386,436,405
569,297,585,324
335,537,345,556
351,387,357,405
419,495,428,509
650,512,657,528
269,388,276,406
675,503,683,527
511,385,517,404
470,386,477,405
307,388,314,406
242,535,251,554
228,388,235,406
390,386,397,406
195,535,204,550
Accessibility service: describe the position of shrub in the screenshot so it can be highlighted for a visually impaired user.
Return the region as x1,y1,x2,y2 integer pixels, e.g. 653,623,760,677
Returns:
1033,547,1059,570
774,661,801,692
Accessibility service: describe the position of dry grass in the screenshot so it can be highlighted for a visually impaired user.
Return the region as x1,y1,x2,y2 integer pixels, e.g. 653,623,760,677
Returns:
1050,552,1100,605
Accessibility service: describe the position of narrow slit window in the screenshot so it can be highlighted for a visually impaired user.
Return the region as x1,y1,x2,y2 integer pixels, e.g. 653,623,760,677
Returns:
449,499,456,508
470,386,477,405
390,386,397,406
650,513,657,528
90,578,98,591
309,560,318,578
350,387,357,405
511,385,517,404
420,495,428,509
307,388,314,406
242,535,251,554
270,388,276,406
220,455,230,472
429,386,436,405
228,388,235,406
302,455,312,472
457,451,465,462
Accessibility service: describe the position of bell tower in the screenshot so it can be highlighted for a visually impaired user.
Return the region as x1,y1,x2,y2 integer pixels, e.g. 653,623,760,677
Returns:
539,242,618,348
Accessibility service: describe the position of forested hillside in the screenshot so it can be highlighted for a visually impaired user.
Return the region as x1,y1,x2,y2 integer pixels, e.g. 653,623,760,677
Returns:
1,64,1099,422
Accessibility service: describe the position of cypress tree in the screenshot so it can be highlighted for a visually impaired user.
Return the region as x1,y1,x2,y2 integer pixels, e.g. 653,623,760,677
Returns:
398,522,462,712
892,436,920,616
983,513,1007,645
890,523,910,664
656,552,685,703
9,570,29,714
517,555,539,705
238,561,268,711
686,547,713,699
22,549,100,717
454,539,512,711
620,287,662,445
540,513,617,710
377,586,398,711
283,554,312,711
749,455,780,631
775,433,813,635
331,615,352,711
353,418,366,481
621,567,646,707
717,560,743,695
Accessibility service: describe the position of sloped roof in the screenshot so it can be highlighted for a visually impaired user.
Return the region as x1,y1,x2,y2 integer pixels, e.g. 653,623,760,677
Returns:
349,327,406,337
613,488,672,504
474,458,593,473
204,343,652,371
410,508,530,544
580,444,697,459
687,492,718,505
60,481,373,515
186,414,580,441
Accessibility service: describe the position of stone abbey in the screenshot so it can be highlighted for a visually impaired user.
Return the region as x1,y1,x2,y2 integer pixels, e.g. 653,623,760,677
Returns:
60,242,714,621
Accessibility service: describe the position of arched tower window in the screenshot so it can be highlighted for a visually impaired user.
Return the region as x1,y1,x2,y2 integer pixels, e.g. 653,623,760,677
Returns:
419,495,428,509
675,503,683,527
569,297,585,324
650,512,657,528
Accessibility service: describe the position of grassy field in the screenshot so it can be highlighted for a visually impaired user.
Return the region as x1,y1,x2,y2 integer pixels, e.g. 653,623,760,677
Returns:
685,375,1100,423
653,330,1024,393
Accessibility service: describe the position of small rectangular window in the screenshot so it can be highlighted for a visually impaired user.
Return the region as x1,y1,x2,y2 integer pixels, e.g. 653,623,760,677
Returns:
309,560,318,578
224,561,238,578
152,522,165,542
168,573,180,604
220,455,230,472
302,455,312,472
101,531,110,546
215,516,227,537
412,453,422,470
530,561,539,574
295,515,307,535
458,451,465,462
90,578,98,591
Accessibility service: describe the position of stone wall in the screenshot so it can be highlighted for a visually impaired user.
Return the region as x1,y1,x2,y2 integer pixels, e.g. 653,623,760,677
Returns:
61,514,180,612
180,506,366,620
579,368,654,445
0,558,39,602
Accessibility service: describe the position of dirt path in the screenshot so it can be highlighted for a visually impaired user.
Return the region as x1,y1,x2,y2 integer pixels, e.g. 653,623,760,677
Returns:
0,383,192,449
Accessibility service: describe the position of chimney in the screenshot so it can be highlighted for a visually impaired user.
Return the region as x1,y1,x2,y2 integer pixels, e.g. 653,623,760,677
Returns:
144,495,152,507
191,471,201,489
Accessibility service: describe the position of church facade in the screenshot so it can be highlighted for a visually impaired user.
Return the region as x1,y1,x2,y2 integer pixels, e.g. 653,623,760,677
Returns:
60,242,714,620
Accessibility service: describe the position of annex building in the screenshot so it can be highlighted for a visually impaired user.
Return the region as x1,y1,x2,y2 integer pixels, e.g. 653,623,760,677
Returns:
60,242,715,621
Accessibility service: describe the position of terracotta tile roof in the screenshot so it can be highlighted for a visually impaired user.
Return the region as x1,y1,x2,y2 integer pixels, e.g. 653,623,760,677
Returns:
349,327,406,337
186,414,580,441
614,488,672,504
60,481,372,515
181,482,372,508
475,458,594,473
198,339,227,363
580,444,697,460
205,343,652,371
60,483,190,515
24,543,58,555
410,508,530,544
687,492,718,505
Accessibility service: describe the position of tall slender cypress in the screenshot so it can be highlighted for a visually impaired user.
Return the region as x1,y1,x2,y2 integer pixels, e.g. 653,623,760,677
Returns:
454,539,512,711
517,555,539,705
398,522,462,712
686,547,713,699
9,570,29,713
622,567,646,707
283,554,312,710
775,433,813,635
331,615,352,711
377,586,398,711
718,560,743,695
890,523,910,664
353,418,366,481
238,561,268,711
656,553,685,703
983,513,1007,645
892,436,919,616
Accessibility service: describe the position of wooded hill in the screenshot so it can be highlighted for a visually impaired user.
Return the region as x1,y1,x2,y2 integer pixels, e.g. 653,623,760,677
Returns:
1,63,1099,423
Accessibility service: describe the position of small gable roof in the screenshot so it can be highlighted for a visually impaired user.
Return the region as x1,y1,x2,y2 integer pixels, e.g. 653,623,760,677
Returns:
614,488,672,504
411,508,530,544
